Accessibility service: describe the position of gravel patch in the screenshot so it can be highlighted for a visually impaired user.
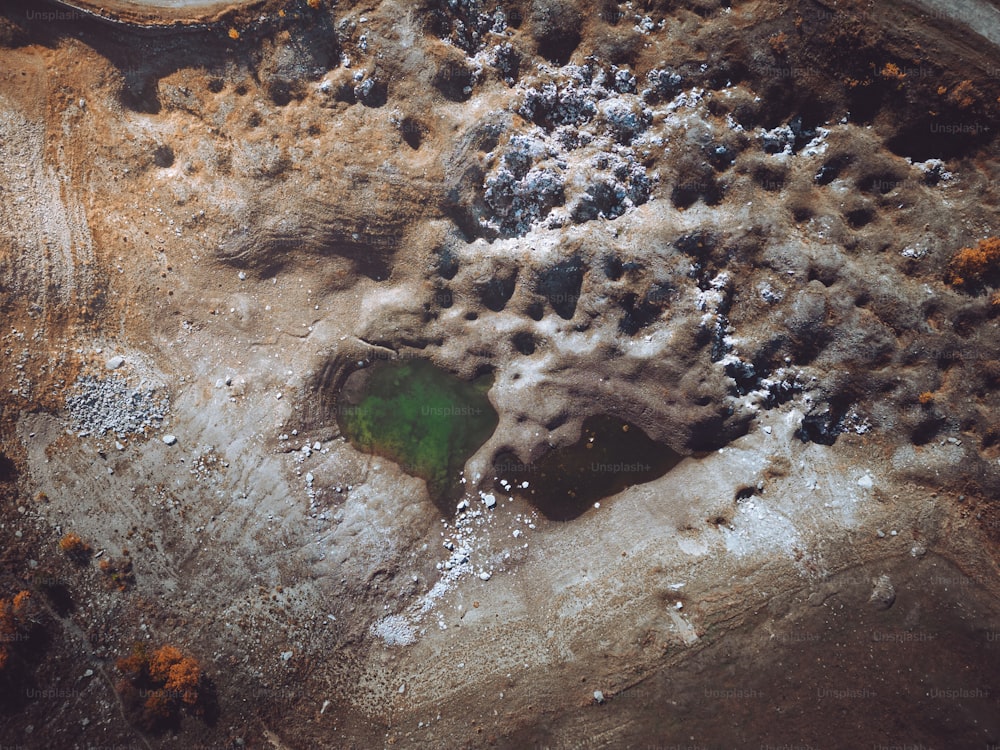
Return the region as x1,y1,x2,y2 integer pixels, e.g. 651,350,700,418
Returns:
65,374,169,436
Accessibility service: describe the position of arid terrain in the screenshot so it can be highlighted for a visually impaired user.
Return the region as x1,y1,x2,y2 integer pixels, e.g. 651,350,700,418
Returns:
2,0,1000,748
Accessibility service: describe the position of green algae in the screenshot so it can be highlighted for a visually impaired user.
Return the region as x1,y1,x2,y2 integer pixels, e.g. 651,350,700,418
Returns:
336,359,499,503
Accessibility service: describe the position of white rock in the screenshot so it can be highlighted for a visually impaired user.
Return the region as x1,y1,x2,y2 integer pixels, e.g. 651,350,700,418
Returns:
857,474,874,489
162,434,177,446
305,473,314,483
593,690,605,703
398,684,406,694
483,494,497,509
115,441,125,451
479,571,491,581
281,651,293,662
105,355,125,370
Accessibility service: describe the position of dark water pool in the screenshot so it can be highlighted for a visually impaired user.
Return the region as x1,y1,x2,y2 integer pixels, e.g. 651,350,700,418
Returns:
493,414,682,521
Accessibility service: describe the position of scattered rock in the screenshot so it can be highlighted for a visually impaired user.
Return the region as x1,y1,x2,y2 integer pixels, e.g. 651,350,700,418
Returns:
593,690,605,704
105,355,125,370
66,375,168,436
162,434,177,446
869,575,896,610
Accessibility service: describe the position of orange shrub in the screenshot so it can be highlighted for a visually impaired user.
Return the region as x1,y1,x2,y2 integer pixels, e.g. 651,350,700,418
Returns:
768,32,788,55
918,391,934,405
0,590,31,671
149,645,183,683
115,645,148,678
948,79,978,109
946,237,1000,288
58,532,92,563
116,643,204,727
881,62,906,81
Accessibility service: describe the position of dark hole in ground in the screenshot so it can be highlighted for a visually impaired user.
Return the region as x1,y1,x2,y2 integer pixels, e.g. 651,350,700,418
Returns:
535,23,580,66
434,63,475,102
846,207,874,229
887,119,993,162
619,283,671,335
512,331,537,355
815,153,854,185
911,416,945,446
525,301,545,321
0,453,16,483
153,145,174,168
537,256,584,320
40,583,74,618
477,269,518,312
493,415,682,521
436,246,459,280
400,116,425,149
796,412,841,445
268,80,294,106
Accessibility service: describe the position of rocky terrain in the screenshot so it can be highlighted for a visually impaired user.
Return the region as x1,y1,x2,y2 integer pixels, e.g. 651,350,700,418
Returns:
1,0,1000,747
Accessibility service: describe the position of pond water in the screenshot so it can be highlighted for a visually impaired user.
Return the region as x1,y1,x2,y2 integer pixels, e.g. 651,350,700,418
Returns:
492,415,682,521
336,360,499,508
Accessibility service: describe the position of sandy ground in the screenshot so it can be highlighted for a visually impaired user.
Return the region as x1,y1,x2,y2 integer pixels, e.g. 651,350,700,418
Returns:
1,0,1000,748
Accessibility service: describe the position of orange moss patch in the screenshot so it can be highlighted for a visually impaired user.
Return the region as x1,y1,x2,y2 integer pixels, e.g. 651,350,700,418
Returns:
947,79,978,109
946,237,1000,288
0,590,32,671
58,532,92,563
768,32,788,55
881,62,906,80
116,643,205,728
918,391,934,405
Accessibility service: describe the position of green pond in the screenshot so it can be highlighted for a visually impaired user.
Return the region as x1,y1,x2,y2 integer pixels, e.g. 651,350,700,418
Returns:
336,359,499,506
492,415,682,521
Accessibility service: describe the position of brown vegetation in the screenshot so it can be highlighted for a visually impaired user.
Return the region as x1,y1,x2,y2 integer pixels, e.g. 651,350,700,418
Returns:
58,532,92,564
0,591,31,670
946,237,1000,288
98,550,135,591
115,644,205,730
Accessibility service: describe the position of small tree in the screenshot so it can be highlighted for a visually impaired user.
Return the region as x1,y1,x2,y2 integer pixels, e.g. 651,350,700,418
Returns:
946,237,1000,288
58,532,92,564
115,643,205,730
